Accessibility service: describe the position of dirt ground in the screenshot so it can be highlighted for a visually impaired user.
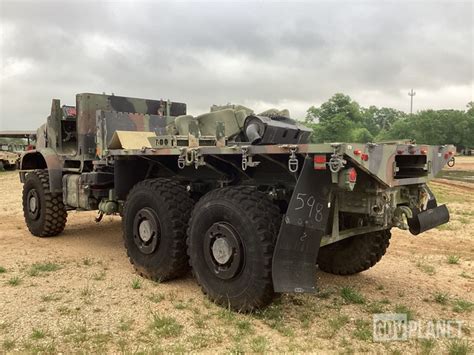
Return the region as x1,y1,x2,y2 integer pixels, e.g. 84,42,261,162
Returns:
0,159,473,353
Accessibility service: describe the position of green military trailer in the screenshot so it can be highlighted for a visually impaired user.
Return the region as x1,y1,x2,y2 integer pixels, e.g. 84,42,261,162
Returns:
19,93,453,311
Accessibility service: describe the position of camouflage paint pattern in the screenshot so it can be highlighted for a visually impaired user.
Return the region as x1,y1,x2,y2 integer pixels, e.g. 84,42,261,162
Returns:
77,93,186,160
96,111,175,157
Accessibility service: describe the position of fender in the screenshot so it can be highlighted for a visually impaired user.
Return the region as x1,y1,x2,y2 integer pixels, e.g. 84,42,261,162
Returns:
20,149,63,193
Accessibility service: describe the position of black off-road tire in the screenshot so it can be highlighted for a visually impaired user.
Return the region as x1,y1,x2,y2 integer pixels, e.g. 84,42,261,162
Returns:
4,163,16,171
317,229,391,275
122,178,194,281
22,170,67,237
187,186,281,312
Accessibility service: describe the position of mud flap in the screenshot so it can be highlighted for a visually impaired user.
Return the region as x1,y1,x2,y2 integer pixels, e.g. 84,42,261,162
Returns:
272,156,332,293
408,204,450,235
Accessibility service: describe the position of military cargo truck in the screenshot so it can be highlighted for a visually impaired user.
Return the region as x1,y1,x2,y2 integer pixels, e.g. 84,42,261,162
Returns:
19,93,453,311
0,149,18,170
0,131,36,170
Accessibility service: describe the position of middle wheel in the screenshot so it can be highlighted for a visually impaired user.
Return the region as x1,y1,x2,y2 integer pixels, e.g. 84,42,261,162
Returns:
122,178,194,281
187,186,281,311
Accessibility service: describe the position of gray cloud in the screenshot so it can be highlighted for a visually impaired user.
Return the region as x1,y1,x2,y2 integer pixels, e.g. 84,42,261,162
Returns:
1,0,472,130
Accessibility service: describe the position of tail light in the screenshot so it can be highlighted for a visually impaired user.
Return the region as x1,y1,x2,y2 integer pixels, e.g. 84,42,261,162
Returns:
313,155,327,170
339,167,357,191
348,168,357,183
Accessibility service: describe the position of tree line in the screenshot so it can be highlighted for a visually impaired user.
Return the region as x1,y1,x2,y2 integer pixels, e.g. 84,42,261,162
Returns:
304,93,474,151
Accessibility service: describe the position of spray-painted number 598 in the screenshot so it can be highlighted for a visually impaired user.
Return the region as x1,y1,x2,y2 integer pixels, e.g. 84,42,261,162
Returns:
295,193,324,222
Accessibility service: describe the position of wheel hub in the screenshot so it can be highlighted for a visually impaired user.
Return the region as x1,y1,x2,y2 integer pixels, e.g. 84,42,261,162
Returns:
133,208,160,254
138,220,153,242
204,222,244,280
212,237,233,265
27,189,40,220
29,195,37,213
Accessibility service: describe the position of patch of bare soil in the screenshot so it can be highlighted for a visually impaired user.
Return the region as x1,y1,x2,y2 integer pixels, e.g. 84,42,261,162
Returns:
0,170,472,353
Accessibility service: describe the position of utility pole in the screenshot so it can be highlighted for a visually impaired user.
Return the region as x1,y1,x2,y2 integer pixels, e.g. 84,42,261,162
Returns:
408,89,416,114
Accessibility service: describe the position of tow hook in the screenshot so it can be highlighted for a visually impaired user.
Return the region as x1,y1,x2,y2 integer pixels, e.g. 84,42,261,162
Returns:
447,157,455,167
393,206,413,230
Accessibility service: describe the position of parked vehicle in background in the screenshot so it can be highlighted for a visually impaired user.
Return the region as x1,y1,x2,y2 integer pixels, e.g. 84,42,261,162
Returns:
0,131,36,170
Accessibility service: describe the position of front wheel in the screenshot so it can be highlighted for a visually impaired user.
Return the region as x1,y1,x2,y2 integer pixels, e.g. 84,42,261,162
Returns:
317,229,391,275
22,170,67,237
187,186,281,312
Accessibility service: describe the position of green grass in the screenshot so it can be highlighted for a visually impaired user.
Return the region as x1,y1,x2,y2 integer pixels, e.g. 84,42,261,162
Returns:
316,289,333,299
446,339,471,355
92,271,106,281
187,332,211,351
452,299,473,313
173,301,188,310
131,278,142,290
340,287,365,304
218,307,237,322
416,261,436,275
437,222,458,231
459,271,473,279
250,336,268,352
27,262,61,276
328,314,349,332
366,301,386,314
0,266,6,273
394,304,415,321
7,276,21,286
118,318,134,332
80,286,92,297
298,312,312,329
235,320,253,336
433,292,449,305
40,294,62,302
447,255,461,264
149,314,182,337
2,339,15,351
147,293,165,303
31,328,46,340
254,302,293,336
82,257,93,266
353,319,372,341
418,338,436,355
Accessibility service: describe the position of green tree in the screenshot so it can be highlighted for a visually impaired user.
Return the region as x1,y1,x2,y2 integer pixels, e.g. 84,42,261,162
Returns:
306,93,362,142
362,106,406,137
306,94,473,149
307,93,363,124
352,127,374,143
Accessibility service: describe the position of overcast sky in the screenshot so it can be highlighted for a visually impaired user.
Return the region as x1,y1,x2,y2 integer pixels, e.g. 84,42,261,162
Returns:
0,0,473,130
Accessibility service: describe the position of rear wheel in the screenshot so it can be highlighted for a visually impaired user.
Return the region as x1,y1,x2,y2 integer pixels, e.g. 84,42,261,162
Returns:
22,170,67,237
187,186,280,311
317,229,391,275
122,178,194,281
